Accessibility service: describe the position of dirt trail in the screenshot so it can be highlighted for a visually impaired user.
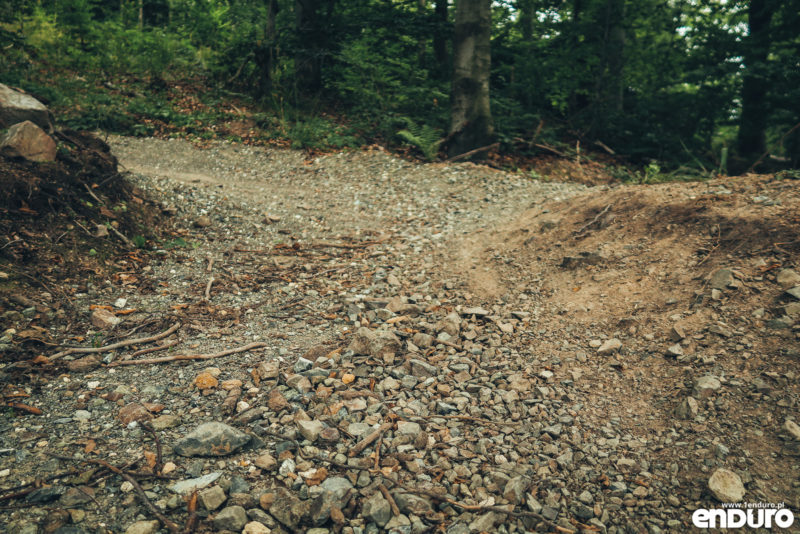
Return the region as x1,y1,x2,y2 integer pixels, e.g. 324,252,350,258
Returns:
1,138,799,534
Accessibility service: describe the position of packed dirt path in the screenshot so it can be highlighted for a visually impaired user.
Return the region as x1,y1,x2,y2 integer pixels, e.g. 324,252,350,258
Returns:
2,137,799,534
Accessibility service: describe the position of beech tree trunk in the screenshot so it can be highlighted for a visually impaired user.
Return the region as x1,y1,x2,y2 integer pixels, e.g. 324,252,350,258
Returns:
736,0,775,159
447,0,493,158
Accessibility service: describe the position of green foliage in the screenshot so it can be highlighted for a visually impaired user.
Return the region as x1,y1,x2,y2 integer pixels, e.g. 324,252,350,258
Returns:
396,118,442,161
284,117,359,150
131,235,147,249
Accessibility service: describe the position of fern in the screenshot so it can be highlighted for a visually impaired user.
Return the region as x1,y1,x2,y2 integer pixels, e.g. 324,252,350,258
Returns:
397,119,443,161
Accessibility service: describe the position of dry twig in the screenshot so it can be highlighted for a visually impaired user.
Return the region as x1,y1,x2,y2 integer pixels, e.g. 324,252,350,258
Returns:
349,422,393,457
51,323,181,360
107,342,267,366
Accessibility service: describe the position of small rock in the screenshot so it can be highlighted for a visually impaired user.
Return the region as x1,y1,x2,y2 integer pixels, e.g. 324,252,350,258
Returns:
777,269,800,289
786,286,800,300
94,224,109,238
503,476,528,504
784,420,800,441
675,397,699,419
194,372,219,390
267,389,290,412
693,375,721,398
362,491,392,527
409,358,437,378
348,327,401,358
91,308,122,330
124,520,160,534
257,361,280,379
212,505,248,531
597,338,622,354
666,343,683,357
708,468,745,502
169,472,222,495
254,452,277,470
710,268,734,290
468,512,497,532
118,403,152,425
194,215,212,228
0,120,56,161
198,485,227,510
269,487,308,529
242,521,270,534
150,414,181,430
173,422,251,457
297,419,324,442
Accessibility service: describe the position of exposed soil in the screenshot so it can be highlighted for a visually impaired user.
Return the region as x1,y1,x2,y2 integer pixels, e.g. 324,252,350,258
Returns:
0,137,798,534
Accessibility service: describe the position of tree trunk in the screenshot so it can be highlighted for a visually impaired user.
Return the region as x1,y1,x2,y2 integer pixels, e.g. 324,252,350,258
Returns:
256,0,278,96
433,0,449,74
138,0,143,29
447,0,493,158
736,0,775,159
295,0,322,95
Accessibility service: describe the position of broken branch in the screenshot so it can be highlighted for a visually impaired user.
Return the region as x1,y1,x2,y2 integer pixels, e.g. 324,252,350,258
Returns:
51,323,181,360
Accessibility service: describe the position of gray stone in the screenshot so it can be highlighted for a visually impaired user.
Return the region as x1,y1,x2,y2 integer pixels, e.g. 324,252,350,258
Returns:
0,83,53,131
362,491,392,527
174,422,251,457
396,421,422,439
708,468,745,502
409,359,438,378
578,490,593,505
693,375,721,398
469,512,497,532
461,307,489,318
212,506,248,531
710,268,734,290
169,472,222,495
786,286,800,300
392,492,433,516
294,357,314,372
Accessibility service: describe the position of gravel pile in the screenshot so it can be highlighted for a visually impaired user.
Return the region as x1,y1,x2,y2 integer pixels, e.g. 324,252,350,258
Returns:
1,138,798,534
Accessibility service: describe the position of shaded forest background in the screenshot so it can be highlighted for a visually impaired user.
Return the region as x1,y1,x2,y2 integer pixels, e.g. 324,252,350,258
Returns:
1,0,798,175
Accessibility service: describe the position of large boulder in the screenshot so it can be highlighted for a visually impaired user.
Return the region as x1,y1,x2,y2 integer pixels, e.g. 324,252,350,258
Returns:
0,120,57,162
0,84,53,132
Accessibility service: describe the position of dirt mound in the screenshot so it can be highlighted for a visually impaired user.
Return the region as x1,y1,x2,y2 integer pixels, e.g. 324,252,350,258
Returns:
0,130,164,362
458,174,800,319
